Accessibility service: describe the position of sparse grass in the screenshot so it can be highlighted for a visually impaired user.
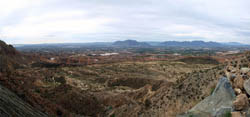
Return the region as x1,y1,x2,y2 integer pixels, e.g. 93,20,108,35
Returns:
210,86,215,95
13,58,220,116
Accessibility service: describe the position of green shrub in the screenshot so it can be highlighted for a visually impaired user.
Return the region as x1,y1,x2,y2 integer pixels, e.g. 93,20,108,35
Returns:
210,85,216,95
223,111,231,117
111,114,115,117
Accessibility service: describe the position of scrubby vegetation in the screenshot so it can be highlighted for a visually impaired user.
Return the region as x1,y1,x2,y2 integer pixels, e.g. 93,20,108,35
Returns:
1,40,250,116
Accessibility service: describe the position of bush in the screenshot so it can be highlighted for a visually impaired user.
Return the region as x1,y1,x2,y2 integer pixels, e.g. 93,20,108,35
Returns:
223,111,231,117
111,114,115,117
210,85,216,95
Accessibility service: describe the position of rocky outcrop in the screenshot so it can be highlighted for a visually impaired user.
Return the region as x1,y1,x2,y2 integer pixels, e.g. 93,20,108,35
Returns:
0,40,49,116
233,75,244,89
241,68,250,75
234,88,242,95
233,94,249,111
0,40,26,73
231,112,243,117
180,52,250,117
0,40,18,55
244,79,250,95
0,84,47,117
180,77,236,116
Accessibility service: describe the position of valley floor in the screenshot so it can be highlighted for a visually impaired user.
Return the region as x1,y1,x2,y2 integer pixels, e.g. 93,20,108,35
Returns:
1,58,223,116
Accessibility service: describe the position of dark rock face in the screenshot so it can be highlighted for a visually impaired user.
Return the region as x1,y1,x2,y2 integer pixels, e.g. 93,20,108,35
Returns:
181,77,236,116
0,85,47,117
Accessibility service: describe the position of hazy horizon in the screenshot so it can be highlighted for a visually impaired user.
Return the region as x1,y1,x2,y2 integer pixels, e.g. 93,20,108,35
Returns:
3,39,250,45
0,0,250,44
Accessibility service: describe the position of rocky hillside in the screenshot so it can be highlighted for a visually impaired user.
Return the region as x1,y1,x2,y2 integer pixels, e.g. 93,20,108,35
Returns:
0,40,18,55
0,84,47,117
102,62,225,116
0,40,26,73
180,51,250,117
2,39,250,116
0,40,224,116
0,40,47,116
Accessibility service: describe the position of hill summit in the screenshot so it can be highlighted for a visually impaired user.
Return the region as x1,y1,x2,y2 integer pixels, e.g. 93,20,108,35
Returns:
0,40,28,73
0,40,20,55
0,40,47,116
113,39,150,47
0,40,22,73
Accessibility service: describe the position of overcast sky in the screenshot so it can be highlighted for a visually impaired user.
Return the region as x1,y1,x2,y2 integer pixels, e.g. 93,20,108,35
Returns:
0,0,250,44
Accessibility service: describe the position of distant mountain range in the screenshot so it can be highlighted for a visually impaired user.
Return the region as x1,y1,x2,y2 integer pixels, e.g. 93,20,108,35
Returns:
113,40,248,48
221,42,247,46
13,40,249,48
112,40,151,47
159,41,249,47
159,41,223,47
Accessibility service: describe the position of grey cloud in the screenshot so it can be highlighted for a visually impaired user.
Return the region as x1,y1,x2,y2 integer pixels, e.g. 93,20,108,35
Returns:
0,0,250,44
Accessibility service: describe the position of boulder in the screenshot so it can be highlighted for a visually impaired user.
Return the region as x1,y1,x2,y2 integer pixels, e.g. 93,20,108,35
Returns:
241,68,250,74
231,74,236,80
227,66,234,72
234,75,244,89
234,88,242,95
246,108,250,117
233,94,249,111
244,79,250,95
231,112,243,117
227,72,236,81
232,68,237,73
188,77,236,116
